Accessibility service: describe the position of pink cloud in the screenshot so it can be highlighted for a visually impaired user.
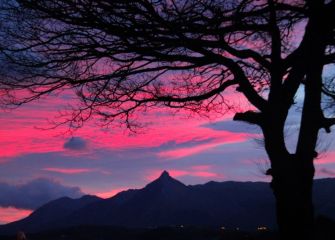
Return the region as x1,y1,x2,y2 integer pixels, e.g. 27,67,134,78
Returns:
95,188,128,199
315,151,335,165
42,167,94,174
192,171,219,178
0,87,253,162
0,127,63,158
316,168,335,177
0,207,32,224
158,143,219,159
168,170,190,178
0,95,72,158
158,133,248,159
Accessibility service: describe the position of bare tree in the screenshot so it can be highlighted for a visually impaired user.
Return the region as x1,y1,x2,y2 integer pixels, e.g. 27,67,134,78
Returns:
1,0,335,239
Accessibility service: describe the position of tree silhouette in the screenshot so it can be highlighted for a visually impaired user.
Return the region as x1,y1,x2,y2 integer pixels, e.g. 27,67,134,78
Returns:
1,0,335,239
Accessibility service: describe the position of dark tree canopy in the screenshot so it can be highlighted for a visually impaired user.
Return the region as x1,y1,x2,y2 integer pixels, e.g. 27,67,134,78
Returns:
1,1,335,239
0,0,326,128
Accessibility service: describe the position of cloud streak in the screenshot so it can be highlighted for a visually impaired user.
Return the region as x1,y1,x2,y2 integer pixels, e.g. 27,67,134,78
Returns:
202,120,261,134
42,167,94,174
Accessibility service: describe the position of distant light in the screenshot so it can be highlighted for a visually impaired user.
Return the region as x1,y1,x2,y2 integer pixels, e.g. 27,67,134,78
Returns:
257,226,268,231
180,225,184,228
220,226,225,230
236,227,239,231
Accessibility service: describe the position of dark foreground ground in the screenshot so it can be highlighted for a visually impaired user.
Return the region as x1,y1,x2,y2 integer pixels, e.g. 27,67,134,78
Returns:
0,216,334,240
0,226,276,240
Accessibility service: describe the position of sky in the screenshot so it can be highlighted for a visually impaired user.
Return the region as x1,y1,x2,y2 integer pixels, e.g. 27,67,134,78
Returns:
1,86,335,224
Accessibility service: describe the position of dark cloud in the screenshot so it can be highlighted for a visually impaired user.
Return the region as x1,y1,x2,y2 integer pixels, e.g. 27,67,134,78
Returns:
319,168,335,177
63,137,87,150
202,120,261,134
0,178,83,210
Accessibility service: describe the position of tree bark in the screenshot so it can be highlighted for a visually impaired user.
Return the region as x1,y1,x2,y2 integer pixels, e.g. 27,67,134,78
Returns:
262,109,316,240
270,155,315,240
263,2,329,238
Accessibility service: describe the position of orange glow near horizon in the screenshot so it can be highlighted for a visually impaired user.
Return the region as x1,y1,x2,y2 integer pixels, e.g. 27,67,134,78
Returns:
0,207,32,224
95,188,128,199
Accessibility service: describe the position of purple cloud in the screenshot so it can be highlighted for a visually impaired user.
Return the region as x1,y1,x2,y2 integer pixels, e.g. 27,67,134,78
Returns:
0,178,83,210
63,137,87,151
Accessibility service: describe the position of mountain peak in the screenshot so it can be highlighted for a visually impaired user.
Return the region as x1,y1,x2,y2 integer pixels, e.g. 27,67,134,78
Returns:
159,170,171,179
132,170,187,202
144,170,186,190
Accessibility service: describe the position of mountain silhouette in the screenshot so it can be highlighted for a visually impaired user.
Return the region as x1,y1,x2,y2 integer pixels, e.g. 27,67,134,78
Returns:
1,171,335,234
0,195,101,234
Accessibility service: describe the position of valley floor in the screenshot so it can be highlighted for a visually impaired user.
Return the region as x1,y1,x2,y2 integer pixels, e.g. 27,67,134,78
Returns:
0,226,278,240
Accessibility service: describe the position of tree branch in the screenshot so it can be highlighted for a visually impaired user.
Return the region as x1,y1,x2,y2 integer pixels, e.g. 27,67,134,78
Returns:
233,111,263,126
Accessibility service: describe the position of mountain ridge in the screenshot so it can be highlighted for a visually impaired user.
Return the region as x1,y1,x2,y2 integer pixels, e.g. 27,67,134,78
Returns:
1,172,335,234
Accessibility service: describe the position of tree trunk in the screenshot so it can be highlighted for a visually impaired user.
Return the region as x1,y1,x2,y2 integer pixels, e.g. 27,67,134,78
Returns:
262,113,316,240
264,2,328,238
270,156,315,240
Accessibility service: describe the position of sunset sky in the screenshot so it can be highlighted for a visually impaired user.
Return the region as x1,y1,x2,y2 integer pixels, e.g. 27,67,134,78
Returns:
1,86,335,224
